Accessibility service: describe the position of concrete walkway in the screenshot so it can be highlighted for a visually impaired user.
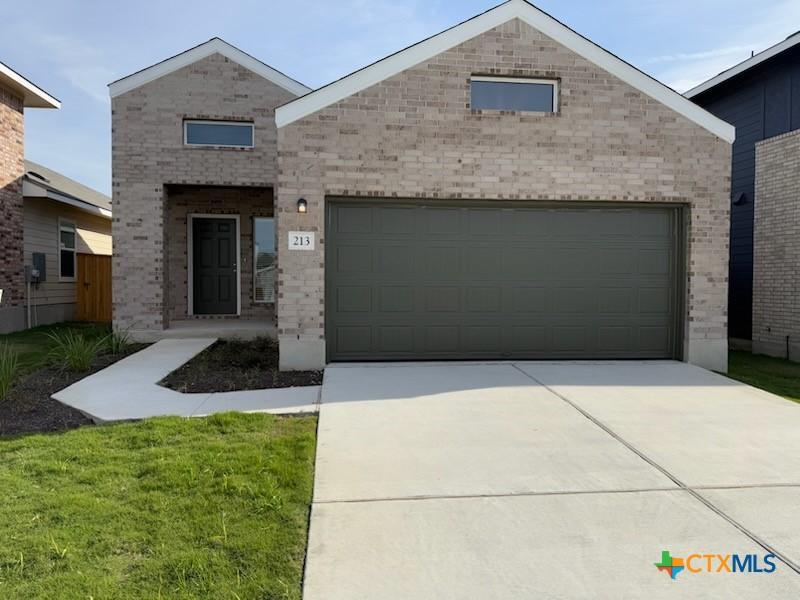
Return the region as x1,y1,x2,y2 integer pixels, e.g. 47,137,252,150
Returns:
53,339,319,421
305,361,800,599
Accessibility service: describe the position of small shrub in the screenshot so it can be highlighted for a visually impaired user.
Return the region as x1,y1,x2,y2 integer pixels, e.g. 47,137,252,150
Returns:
105,329,130,355
46,330,106,372
0,343,19,401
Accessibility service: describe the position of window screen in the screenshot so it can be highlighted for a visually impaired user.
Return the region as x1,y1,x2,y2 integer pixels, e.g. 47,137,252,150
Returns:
470,78,556,112
253,217,276,303
185,121,254,147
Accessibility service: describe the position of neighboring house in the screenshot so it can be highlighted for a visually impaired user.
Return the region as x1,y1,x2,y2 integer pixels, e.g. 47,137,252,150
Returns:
22,160,113,328
111,0,734,372
0,62,60,334
685,33,800,355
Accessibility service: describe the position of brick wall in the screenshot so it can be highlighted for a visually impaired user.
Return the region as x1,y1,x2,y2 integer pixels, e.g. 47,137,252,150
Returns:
753,129,800,360
112,52,297,332
165,185,275,322
0,84,25,332
277,18,731,370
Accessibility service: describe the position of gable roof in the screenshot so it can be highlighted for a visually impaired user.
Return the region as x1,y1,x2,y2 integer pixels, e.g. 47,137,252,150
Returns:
684,31,800,99
0,62,60,108
108,37,311,98
275,0,735,143
24,160,112,218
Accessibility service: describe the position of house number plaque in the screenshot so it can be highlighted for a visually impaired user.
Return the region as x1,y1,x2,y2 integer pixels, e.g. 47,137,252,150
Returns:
288,231,315,250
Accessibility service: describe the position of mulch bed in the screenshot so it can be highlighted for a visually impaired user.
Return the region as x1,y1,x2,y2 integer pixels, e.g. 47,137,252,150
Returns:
160,338,323,393
0,345,148,437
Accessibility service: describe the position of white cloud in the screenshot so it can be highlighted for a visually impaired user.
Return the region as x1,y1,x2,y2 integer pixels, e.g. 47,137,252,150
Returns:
34,33,115,104
650,0,800,92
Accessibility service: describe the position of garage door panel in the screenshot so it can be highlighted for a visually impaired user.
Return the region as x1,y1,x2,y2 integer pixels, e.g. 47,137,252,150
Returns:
336,286,372,312
511,287,547,313
326,201,679,361
426,246,461,278
379,287,414,312
336,206,374,233
465,326,502,351
597,249,637,275
638,249,670,275
552,288,594,314
378,207,416,234
639,326,671,352
638,287,671,314
425,327,460,353
465,246,504,276
597,288,633,314
552,326,587,351
466,287,502,312
377,327,414,353
378,246,414,273
426,208,462,234
336,245,373,272
336,326,372,354
598,326,634,351
637,210,672,237
510,326,547,351
425,287,461,312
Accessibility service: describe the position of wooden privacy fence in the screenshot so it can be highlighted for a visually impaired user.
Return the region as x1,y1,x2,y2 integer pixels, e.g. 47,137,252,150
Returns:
76,254,112,322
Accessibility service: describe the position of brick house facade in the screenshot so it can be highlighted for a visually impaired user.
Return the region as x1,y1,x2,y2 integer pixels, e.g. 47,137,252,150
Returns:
0,64,59,333
753,129,800,360
111,1,734,371
110,42,308,336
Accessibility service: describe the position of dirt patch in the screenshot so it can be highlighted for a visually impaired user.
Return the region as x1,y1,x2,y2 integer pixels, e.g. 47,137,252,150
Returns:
160,338,323,393
0,345,148,437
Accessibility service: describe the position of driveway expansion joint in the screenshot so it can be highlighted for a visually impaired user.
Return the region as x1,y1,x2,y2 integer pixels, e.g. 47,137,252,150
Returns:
511,363,800,576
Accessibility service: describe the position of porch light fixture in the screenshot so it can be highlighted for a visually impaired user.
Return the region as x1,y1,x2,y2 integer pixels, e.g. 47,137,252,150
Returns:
297,198,308,213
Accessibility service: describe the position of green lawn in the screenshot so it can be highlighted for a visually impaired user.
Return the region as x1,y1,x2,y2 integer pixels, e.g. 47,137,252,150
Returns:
0,322,109,374
726,350,800,404
0,412,317,599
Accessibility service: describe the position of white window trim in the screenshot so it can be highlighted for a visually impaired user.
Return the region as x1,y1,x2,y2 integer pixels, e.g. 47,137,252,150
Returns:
187,214,242,316
183,120,255,148
58,218,77,282
252,217,276,304
470,76,558,112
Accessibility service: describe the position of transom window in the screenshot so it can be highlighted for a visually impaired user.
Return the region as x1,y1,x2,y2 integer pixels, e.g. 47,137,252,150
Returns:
253,217,276,303
184,120,254,148
470,76,558,113
59,219,77,280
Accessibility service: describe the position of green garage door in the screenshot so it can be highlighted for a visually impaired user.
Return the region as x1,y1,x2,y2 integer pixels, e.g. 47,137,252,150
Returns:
325,200,682,362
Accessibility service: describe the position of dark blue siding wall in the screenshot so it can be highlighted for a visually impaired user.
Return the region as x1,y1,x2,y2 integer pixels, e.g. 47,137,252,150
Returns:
692,44,800,340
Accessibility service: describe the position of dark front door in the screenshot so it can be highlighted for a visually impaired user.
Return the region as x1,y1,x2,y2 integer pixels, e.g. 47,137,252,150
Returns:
192,217,238,315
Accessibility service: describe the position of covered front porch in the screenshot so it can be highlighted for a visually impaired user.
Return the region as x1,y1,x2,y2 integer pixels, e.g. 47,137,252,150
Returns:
129,184,277,342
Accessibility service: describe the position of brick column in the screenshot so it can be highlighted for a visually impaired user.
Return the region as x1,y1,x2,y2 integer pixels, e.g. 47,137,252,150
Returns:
0,84,25,333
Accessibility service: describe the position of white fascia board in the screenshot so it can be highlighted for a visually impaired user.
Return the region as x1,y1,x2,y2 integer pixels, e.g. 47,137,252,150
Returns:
109,38,311,98
23,180,112,219
275,0,735,143
684,34,800,99
0,63,60,108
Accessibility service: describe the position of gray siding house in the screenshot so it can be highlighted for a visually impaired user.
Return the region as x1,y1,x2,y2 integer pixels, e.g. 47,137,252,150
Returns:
110,0,734,372
686,34,800,361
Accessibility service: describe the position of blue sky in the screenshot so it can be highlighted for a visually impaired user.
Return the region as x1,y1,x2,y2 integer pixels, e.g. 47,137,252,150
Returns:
2,0,798,195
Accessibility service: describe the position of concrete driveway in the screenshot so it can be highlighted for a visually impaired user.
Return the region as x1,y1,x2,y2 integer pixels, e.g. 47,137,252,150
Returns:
304,361,800,599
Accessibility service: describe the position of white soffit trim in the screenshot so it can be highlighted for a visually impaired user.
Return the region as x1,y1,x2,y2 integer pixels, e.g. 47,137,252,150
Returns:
108,38,311,98
23,180,112,219
684,33,800,99
0,62,60,108
275,0,735,143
